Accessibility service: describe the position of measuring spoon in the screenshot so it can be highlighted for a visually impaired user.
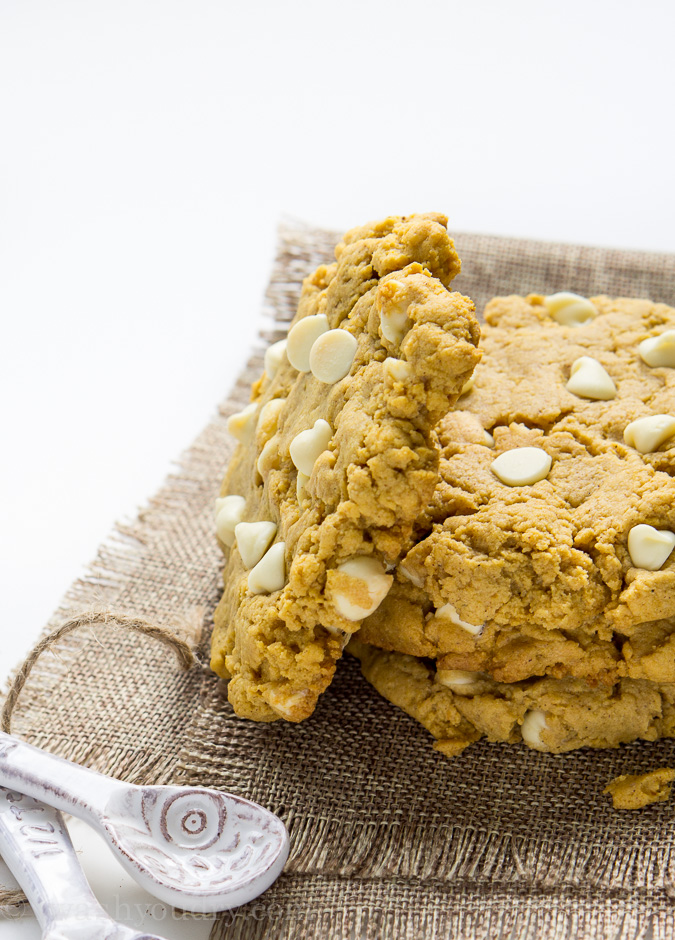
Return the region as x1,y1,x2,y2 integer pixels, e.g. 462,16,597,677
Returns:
0,785,169,940
0,732,289,913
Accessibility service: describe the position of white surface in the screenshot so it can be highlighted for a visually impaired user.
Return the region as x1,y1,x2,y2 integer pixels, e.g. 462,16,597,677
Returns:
1,1,674,935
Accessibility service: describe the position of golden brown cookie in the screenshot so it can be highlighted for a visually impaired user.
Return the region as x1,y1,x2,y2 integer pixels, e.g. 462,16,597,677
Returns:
473,293,675,476
349,638,675,756
603,768,675,809
359,293,675,688
211,214,481,722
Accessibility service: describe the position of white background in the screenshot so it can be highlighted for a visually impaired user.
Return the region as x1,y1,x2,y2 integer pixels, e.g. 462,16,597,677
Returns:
1,1,674,936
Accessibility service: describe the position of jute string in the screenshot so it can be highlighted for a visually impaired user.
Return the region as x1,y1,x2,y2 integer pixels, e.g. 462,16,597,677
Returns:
1,610,197,735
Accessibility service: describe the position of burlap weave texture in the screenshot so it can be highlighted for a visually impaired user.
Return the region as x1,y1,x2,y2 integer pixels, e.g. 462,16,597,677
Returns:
4,219,675,938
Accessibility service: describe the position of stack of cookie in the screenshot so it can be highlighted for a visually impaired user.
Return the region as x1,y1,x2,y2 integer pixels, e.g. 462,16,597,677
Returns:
212,214,675,756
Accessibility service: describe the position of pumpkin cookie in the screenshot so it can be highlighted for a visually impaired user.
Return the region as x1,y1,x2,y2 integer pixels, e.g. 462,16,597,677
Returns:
359,293,675,689
211,214,481,721
603,768,675,809
349,638,675,756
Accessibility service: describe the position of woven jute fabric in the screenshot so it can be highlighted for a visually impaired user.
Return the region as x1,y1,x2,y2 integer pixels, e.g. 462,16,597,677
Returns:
4,220,675,938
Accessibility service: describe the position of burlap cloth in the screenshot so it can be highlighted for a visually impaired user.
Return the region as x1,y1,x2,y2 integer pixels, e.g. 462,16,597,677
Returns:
4,221,675,939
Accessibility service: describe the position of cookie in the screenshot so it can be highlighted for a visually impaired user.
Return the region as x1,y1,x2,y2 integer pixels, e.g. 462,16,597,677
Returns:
359,294,675,689
211,214,481,721
349,638,675,756
603,768,675,810
464,292,675,477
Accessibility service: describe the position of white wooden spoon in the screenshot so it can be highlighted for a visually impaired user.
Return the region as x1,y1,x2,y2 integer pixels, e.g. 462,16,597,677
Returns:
0,732,289,913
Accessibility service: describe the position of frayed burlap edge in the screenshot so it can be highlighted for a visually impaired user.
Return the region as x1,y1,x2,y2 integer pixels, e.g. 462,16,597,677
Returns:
207,874,673,940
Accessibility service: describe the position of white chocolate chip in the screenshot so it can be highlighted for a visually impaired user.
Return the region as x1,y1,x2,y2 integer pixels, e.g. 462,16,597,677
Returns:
379,281,411,345
286,314,329,372
383,357,411,382
248,541,286,595
521,709,548,749
624,415,675,454
435,669,485,694
639,330,675,368
490,447,552,487
256,398,285,441
227,402,258,443
566,356,617,400
265,687,311,720
323,623,346,636
399,564,424,588
332,557,393,620
482,430,495,448
289,418,332,476
544,292,598,327
309,329,358,384
256,436,279,477
264,339,287,378
235,520,277,569
627,524,675,571
435,602,483,636
460,376,475,395
215,495,246,547
296,471,310,504
322,625,351,651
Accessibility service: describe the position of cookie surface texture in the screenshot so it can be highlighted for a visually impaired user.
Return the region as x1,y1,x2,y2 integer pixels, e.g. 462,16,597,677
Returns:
603,768,675,809
360,294,675,690
211,214,481,721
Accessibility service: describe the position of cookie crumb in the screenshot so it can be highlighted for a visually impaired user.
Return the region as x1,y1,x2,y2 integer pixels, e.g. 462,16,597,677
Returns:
603,769,675,810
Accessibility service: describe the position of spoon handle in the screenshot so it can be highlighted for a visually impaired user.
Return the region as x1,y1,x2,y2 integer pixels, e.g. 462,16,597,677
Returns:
0,786,128,937
0,731,122,820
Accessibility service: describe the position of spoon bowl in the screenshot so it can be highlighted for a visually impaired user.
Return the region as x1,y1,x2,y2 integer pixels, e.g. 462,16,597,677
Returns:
101,784,288,911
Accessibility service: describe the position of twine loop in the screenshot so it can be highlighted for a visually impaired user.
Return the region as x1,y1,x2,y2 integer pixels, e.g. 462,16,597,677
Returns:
1,610,197,735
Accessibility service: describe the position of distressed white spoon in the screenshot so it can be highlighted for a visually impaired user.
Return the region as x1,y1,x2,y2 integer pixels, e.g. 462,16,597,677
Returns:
0,785,167,940
0,732,289,913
